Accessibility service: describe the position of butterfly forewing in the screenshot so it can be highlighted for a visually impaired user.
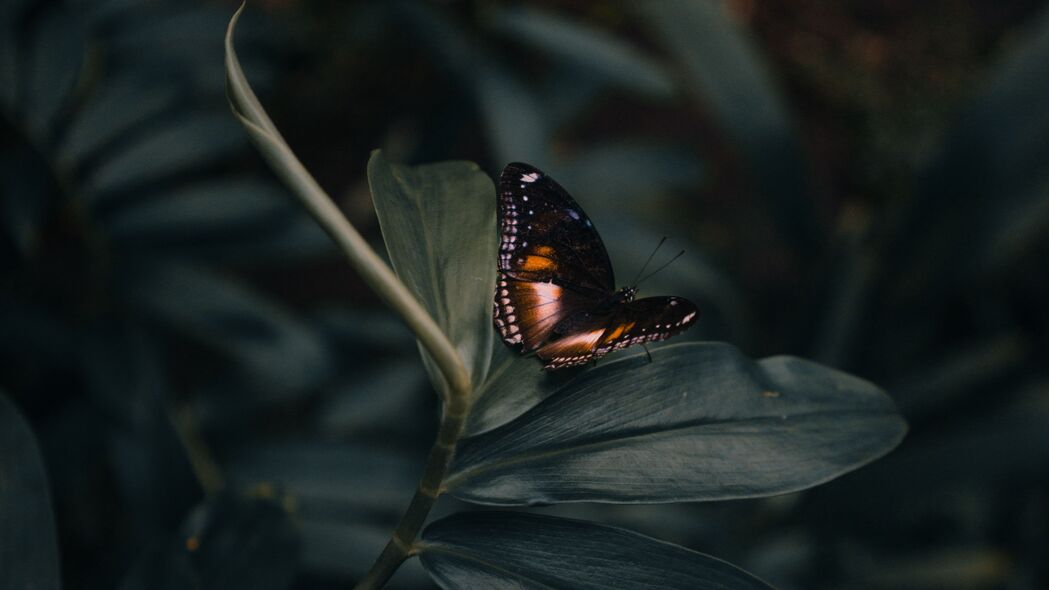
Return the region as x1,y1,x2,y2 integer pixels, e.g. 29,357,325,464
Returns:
497,163,614,293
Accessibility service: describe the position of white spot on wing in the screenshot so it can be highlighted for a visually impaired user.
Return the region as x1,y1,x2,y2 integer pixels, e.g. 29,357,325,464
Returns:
521,172,540,183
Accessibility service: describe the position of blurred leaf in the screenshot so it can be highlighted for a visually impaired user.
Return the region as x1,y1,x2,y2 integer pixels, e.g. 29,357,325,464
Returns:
419,511,773,589
0,145,53,256
100,176,332,263
57,73,181,168
83,112,247,204
130,264,336,396
101,178,294,245
225,442,420,518
472,62,551,169
103,5,279,97
446,343,905,505
367,150,497,396
639,1,817,252
0,295,76,368
298,520,433,587
314,308,416,352
818,384,1049,524
79,323,204,538
554,142,703,203
121,493,298,590
314,357,429,437
490,6,675,99
392,2,550,166
599,220,750,345
898,6,1049,290
0,0,32,112
23,5,85,143
979,170,1049,270
539,66,605,130
182,214,334,265
225,442,423,581
0,392,61,590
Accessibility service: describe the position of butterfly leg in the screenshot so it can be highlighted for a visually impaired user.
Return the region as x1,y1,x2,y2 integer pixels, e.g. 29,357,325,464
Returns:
642,344,653,363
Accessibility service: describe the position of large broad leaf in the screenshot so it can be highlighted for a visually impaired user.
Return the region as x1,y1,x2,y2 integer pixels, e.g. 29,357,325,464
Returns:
418,511,773,590
0,392,61,590
445,342,905,505
368,150,497,396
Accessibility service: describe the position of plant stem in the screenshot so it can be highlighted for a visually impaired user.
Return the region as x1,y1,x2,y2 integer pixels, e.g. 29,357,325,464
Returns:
354,398,469,589
225,7,476,588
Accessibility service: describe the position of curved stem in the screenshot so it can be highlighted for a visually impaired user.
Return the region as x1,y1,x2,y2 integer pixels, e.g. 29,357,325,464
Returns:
223,3,471,399
225,6,475,588
354,399,469,589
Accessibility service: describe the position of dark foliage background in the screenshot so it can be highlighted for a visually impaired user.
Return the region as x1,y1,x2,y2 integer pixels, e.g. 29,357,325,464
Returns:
2,0,1048,588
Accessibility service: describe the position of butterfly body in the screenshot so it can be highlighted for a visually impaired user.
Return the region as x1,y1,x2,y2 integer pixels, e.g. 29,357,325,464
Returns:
494,163,698,370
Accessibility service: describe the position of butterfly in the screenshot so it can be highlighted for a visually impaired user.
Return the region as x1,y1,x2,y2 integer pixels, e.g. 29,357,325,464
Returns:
493,162,699,370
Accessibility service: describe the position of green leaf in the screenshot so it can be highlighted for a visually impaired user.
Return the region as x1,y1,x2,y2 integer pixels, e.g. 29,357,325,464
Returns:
367,150,497,396
446,343,906,505
465,344,571,436
0,392,62,590
490,6,675,99
419,511,773,589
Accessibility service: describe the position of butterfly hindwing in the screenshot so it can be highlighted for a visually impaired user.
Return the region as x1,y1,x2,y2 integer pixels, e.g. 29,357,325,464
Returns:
494,271,598,351
536,296,699,370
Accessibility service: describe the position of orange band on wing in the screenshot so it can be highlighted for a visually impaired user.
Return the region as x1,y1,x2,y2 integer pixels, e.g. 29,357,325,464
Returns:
521,255,556,273
603,322,635,342
537,328,606,360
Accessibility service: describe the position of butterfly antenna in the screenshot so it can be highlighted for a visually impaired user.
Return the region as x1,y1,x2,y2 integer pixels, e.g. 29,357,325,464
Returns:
631,237,666,287
637,250,685,286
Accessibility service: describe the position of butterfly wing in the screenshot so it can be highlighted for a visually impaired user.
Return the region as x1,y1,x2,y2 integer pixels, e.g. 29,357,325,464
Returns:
495,163,615,351
537,296,699,370
494,275,599,351
497,162,614,292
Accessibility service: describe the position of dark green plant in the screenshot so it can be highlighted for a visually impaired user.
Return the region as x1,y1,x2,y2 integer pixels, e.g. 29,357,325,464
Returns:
0,1,329,585
225,7,905,588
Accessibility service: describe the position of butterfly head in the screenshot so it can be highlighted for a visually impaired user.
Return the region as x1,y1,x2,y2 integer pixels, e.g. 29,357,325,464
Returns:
614,286,638,303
